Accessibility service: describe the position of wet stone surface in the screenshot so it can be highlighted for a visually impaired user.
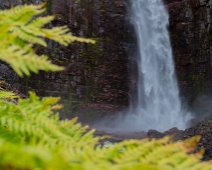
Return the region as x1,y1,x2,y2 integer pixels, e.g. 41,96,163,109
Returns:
95,119,212,161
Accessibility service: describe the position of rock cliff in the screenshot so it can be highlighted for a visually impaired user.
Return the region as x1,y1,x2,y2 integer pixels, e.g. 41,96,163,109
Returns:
165,0,212,102
0,0,212,115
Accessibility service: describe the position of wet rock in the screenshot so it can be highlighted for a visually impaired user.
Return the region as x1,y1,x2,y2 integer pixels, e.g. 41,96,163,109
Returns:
163,127,182,136
94,130,147,144
147,127,182,139
94,119,212,161
147,129,165,139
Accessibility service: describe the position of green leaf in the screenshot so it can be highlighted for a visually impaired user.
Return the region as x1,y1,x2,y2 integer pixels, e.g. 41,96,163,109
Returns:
0,3,95,77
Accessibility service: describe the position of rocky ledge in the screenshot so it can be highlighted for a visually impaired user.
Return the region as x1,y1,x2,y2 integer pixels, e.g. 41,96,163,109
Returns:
95,119,212,161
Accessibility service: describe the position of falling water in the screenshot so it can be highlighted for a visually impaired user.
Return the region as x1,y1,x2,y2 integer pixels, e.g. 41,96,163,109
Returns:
126,0,191,131
94,0,191,132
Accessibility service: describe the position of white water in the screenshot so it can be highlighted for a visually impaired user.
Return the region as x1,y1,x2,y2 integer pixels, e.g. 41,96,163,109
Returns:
125,0,191,131
94,0,191,132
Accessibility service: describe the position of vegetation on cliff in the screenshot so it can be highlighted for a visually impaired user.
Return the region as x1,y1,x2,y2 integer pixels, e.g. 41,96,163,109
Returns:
0,3,211,170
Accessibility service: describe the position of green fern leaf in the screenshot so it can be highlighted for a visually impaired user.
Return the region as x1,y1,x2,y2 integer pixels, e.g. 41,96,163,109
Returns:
0,45,64,77
0,3,95,76
0,91,19,100
0,92,212,169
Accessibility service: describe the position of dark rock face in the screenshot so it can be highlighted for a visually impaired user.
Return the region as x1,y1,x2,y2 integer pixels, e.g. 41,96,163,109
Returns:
1,0,212,115
47,0,130,112
165,0,212,102
0,0,130,116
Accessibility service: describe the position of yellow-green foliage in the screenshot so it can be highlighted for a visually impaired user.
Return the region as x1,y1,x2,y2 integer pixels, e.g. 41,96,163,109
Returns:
0,90,19,100
0,3,95,77
0,92,211,170
0,92,99,147
0,81,19,101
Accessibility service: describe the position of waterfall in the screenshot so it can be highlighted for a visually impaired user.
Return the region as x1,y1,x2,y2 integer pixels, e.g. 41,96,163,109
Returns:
94,0,191,133
126,0,191,131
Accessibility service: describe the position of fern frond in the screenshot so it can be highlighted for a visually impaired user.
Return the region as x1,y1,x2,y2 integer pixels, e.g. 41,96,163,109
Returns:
68,136,212,170
0,4,45,24
0,139,70,170
0,92,212,169
0,45,64,77
31,16,54,28
11,26,47,46
0,91,19,100
42,28,96,45
0,3,95,76
0,92,99,149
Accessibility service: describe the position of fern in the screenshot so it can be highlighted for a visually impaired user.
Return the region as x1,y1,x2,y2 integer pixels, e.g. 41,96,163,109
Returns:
0,92,100,150
0,3,95,77
0,91,18,100
0,81,19,101
0,139,70,170
0,92,211,169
